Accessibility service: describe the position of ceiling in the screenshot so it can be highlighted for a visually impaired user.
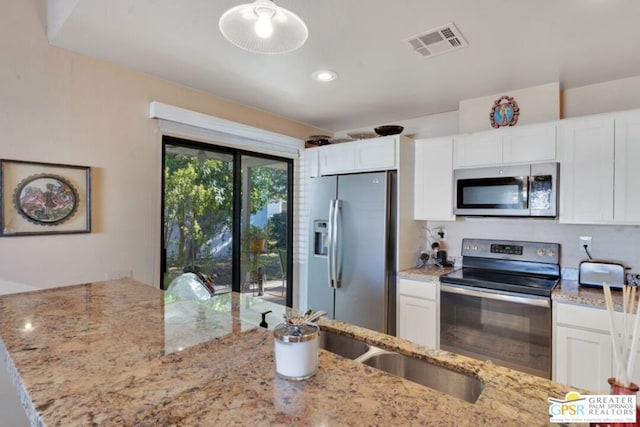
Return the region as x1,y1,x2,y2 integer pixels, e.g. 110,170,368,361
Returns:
47,0,640,133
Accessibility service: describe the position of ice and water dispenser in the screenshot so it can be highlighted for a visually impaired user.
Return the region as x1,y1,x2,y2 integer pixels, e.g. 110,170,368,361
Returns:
313,220,328,256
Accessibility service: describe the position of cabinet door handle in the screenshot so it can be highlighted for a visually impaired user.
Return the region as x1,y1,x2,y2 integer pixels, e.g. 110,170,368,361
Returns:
440,284,550,308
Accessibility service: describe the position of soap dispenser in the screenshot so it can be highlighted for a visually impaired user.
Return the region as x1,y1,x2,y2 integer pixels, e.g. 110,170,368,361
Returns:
260,310,272,329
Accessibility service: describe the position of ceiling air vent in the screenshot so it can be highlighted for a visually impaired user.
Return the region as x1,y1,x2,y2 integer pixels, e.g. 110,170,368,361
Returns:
406,22,468,58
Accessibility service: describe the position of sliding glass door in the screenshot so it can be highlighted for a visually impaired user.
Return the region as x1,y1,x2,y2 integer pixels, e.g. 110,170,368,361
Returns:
162,141,234,293
161,136,293,306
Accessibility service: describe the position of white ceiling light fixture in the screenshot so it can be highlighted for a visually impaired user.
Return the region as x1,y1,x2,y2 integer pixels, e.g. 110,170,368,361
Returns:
312,70,338,82
219,0,308,54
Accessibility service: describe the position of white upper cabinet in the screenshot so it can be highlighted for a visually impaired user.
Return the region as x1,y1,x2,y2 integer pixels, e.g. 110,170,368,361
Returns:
306,147,320,178
614,110,640,223
317,135,399,175
502,122,557,164
356,137,397,170
453,130,502,168
558,114,616,223
414,137,455,221
453,122,557,168
318,142,358,175
557,109,640,224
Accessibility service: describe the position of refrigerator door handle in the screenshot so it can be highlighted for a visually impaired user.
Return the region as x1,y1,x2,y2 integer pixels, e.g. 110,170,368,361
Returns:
327,200,336,288
333,199,342,288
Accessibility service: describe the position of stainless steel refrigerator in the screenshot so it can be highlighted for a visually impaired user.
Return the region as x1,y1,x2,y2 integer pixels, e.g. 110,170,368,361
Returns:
307,171,396,334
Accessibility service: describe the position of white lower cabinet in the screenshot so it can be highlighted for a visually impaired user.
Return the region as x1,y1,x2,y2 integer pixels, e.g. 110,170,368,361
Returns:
554,302,640,392
555,324,612,392
397,278,438,349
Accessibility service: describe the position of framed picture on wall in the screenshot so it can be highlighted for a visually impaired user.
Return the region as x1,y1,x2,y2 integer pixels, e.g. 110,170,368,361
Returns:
0,159,91,236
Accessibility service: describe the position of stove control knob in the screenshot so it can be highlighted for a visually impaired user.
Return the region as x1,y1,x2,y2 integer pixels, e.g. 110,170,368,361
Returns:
537,248,546,257
463,244,470,251
548,250,556,257
471,245,478,251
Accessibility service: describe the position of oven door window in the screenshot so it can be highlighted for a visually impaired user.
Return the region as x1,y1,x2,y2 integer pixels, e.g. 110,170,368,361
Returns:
440,289,551,379
457,176,528,209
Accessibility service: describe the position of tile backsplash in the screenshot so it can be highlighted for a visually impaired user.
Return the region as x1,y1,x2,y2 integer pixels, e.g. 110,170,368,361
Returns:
423,218,640,272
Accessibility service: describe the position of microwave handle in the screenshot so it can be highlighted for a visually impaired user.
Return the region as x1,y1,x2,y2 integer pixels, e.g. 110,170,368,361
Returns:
440,284,550,308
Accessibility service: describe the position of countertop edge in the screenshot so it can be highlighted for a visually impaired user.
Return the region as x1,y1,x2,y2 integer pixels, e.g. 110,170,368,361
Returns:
398,266,454,281
0,338,43,427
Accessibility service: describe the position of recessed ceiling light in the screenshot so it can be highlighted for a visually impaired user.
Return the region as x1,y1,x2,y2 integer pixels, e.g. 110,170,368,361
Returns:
312,70,338,82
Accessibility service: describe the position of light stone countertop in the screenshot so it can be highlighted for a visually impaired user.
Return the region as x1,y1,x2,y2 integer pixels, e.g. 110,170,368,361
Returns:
0,279,582,426
553,279,634,310
397,265,455,281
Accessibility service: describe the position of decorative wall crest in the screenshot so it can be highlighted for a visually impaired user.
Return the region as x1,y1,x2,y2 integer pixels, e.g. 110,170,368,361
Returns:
490,95,520,128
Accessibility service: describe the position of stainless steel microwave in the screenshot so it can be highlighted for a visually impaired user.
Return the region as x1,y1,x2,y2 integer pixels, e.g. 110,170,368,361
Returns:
453,162,558,217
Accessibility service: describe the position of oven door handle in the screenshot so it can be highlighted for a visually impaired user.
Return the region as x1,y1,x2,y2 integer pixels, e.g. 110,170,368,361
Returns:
440,284,550,308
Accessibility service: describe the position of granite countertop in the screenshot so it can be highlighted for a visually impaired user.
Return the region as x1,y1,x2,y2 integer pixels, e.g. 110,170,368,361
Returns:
553,279,609,308
397,265,455,281
0,279,579,426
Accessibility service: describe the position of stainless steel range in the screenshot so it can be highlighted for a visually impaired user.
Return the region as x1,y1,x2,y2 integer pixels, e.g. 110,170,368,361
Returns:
439,238,561,379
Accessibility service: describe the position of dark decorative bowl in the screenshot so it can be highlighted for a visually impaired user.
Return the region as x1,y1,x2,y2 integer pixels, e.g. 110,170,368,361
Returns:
374,125,404,136
305,139,330,147
306,134,331,146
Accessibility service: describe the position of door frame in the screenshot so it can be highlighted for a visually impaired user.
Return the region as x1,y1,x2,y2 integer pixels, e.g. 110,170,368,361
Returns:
161,135,294,306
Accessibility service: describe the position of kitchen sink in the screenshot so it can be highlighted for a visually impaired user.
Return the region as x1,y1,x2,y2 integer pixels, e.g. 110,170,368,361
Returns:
318,330,371,360
357,349,484,403
318,329,483,403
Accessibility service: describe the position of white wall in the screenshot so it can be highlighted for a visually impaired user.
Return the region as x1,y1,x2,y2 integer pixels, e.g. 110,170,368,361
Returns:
0,0,324,289
563,75,640,119
458,82,560,133
335,110,459,140
336,75,640,139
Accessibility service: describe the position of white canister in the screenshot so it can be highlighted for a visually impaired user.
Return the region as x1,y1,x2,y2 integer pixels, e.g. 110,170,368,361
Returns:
273,322,319,380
